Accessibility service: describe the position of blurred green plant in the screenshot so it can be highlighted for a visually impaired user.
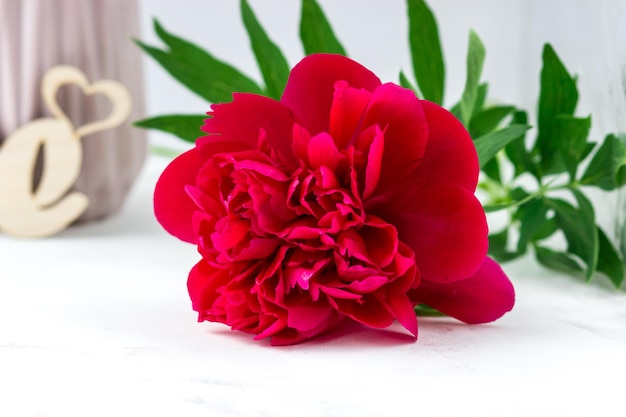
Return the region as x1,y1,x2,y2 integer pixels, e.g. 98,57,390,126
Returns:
136,0,626,288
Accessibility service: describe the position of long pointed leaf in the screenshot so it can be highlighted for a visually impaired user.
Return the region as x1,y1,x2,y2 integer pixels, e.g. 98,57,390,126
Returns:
136,19,262,104
514,197,550,253
596,227,624,287
472,83,489,117
535,43,578,173
300,0,346,55
407,0,445,104
504,110,539,179
241,0,290,99
469,105,514,139
399,70,419,96
534,245,583,273
473,124,531,168
135,114,207,143
460,30,486,126
488,228,523,262
581,133,626,190
546,191,598,281
555,115,591,181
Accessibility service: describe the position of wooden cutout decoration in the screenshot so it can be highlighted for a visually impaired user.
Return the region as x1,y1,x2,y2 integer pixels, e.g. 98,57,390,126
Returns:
0,66,132,238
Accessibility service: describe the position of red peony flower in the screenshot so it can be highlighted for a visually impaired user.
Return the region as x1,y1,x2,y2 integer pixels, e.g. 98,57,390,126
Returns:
154,53,514,345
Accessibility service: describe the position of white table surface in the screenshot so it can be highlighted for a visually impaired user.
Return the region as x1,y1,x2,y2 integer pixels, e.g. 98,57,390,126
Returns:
2,155,625,417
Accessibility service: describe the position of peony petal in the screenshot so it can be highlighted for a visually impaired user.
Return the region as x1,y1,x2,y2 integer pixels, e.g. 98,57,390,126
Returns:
321,286,363,300
383,242,420,296
287,301,335,332
360,216,398,267
367,181,488,283
211,216,249,252
270,313,343,346
333,296,394,329
361,83,429,197
362,125,385,200
195,136,253,162
410,257,515,324
268,329,307,346
154,149,202,244
291,123,311,164
254,316,289,341
387,294,418,338
235,159,289,181
329,81,373,149
187,260,230,314
336,218,397,269
281,54,381,135
308,132,344,171
201,93,297,168
345,275,388,293
411,100,479,191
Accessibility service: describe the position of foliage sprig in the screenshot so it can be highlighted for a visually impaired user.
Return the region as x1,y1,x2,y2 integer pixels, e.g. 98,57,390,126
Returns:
136,0,626,288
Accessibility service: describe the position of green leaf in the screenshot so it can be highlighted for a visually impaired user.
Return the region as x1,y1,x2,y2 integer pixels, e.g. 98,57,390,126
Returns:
514,197,550,253
300,0,346,55
504,110,538,179
399,70,419,96
472,83,489,117
535,43,579,173
546,190,598,280
407,0,445,104
534,245,583,273
596,227,624,287
469,105,514,139
134,114,207,143
510,186,531,201
241,0,290,100
473,124,531,168
138,20,263,103
449,102,462,121
533,215,558,241
555,115,592,181
482,157,501,183
488,228,522,262
414,304,446,316
460,30,486,126
580,134,626,190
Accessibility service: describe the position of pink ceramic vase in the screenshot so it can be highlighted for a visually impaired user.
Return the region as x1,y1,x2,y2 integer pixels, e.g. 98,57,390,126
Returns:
0,0,147,222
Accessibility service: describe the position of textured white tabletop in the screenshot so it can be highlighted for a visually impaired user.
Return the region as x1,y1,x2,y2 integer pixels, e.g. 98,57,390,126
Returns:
2,155,625,417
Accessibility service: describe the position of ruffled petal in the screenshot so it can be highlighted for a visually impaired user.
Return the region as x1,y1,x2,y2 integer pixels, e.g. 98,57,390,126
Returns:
411,100,479,191
281,54,381,135
361,83,429,196
187,260,230,314
332,296,395,329
329,81,373,149
387,294,418,339
307,132,343,171
363,125,384,200
269,314,343,346
410,257,515,324
366,181,488,283
287,301,335,332
154,149,202,243
200,93,296,168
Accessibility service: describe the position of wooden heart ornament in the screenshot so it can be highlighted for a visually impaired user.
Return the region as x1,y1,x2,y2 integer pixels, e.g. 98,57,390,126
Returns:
0,66,132,238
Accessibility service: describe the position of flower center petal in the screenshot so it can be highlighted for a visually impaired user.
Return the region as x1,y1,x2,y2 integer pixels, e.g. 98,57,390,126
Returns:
329,80,373,149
